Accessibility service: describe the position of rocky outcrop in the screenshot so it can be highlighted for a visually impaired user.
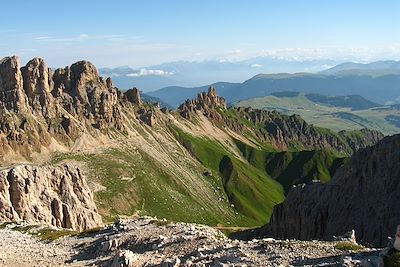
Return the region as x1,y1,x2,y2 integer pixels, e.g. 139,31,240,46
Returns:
0,56,150,161
177,90,382,153
0,56,129,131
178,86,226,119
244,134,400,247
21,58,54,114
123,88,142,105
138,109,156,127
53,60,124,130
0,56,28,112
0,164,103,231
231,107,383,153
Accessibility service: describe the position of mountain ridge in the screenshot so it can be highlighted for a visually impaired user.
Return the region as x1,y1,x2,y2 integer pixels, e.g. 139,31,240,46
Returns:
0,55,383,231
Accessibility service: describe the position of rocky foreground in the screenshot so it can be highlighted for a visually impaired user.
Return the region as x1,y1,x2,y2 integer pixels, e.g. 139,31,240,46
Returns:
0,217,385,267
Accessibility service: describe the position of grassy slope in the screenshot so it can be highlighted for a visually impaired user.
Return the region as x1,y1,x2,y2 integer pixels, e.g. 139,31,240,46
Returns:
234,139,346,193
52,146,253,227
170,126,284,224
233,93,400,135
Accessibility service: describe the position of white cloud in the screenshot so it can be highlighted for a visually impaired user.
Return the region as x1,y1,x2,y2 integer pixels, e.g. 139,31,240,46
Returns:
126,69,174,77
32,33,135,43
251,63,262,68
79,33,89,39
34,36,50,40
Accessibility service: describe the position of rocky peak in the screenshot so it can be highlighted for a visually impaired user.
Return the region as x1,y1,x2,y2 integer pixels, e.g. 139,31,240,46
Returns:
106,77,113,89
51,59,124,129
0,56,28,113
123,87,142,105
54,60,105,103
21,58,54,113
178,86,226,119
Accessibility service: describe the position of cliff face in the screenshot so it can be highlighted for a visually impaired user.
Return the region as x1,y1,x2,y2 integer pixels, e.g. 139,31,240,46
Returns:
0,164,103,231
248,134,400,247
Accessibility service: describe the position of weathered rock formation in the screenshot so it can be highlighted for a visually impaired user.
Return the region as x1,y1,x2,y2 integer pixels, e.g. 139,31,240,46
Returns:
53,60,124,130
0,56,147,161
0,56,28,112
138,109,156,127
241,134,400,247
0,164,103,231
123,88,142,105
21,58,54,114
178,86,226,119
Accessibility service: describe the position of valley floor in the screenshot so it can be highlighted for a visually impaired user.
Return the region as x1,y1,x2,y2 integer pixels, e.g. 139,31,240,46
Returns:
0,217,382,267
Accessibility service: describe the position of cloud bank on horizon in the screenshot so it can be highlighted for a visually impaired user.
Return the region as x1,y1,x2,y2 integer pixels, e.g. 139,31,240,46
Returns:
1,0,399,68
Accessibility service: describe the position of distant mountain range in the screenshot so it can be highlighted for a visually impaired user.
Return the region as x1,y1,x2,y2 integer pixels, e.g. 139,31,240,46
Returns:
148,73,400,108
319,60,400,76
99,57,342,92
147,60,400,108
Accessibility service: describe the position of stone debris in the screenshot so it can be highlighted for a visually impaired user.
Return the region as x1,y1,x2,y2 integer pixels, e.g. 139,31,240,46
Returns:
0,217,385,267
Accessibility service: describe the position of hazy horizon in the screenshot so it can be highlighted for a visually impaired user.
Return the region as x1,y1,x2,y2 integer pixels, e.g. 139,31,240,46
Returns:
1,0,400,69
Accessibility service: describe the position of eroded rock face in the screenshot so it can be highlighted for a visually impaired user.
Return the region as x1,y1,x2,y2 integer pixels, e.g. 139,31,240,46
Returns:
0,164,103,231
247,134,400,247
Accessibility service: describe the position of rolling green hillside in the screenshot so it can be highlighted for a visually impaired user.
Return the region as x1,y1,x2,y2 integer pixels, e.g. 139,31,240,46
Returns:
234,93,400,135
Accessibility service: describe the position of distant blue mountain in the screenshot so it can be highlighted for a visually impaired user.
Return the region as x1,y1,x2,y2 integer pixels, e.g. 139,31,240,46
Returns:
149,72,400,108
99,57,341,92
320,60,400,76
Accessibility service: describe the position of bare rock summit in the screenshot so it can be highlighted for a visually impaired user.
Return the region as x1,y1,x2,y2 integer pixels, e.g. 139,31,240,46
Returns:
178,86,227,119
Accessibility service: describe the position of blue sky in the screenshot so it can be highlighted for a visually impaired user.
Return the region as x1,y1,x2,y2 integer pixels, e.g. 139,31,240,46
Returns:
1,0,400,67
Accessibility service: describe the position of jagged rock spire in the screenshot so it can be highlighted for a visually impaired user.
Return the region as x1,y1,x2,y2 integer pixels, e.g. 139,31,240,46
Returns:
0,56,28,112
0,56,130,130
178,86,226,118
21,58,54,113
123,87,142,105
